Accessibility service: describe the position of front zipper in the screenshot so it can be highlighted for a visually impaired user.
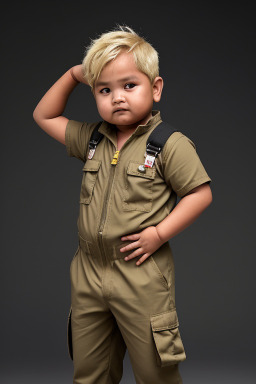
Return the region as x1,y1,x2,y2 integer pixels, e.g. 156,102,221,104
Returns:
97,146,121,261
98,163,116,262
97,134,136,260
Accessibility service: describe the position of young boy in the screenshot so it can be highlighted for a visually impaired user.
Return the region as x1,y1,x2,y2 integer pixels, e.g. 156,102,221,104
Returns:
33,26,212,384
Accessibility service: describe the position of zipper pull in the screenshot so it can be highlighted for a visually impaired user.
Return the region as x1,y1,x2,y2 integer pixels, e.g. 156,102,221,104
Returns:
111,150,120,165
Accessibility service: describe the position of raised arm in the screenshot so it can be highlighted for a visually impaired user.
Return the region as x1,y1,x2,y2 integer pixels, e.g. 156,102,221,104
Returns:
33,65,87,145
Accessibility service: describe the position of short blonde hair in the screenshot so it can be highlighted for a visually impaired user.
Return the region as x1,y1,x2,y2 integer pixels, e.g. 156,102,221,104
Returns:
82,25,159,89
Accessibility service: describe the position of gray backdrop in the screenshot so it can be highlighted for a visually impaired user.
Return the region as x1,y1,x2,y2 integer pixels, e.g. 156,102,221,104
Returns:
1,1,255,383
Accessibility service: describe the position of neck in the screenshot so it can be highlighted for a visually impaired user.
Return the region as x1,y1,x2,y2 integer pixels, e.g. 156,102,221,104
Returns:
115,112,153,133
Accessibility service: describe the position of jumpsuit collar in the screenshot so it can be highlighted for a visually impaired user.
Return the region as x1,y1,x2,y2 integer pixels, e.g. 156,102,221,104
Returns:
98,110,162,146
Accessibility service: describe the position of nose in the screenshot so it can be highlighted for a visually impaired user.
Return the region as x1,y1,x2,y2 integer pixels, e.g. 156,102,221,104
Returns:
112,91,125,104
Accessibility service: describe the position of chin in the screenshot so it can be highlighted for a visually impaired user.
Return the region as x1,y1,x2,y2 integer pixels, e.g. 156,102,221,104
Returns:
112,118,135,126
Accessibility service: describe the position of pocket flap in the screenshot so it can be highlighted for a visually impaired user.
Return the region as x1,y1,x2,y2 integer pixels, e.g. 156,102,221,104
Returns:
127,161,155,179
83,159,101,172
151,309,179,331
150,309,186,367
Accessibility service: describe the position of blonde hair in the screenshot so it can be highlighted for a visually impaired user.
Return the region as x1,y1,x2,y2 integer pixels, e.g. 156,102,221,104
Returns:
82,25,159,89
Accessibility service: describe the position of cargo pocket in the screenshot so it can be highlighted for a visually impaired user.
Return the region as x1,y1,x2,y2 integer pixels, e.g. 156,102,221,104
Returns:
80,159,101,204
67,307,73,360
122,161,156,212
150,309,186,367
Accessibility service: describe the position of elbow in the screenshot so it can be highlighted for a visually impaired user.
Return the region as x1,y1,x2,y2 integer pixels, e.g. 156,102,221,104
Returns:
33,108,43,126
33,108,38,122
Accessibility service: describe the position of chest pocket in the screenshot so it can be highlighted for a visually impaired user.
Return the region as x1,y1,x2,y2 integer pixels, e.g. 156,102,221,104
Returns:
80,159,101,204
122,161,156,212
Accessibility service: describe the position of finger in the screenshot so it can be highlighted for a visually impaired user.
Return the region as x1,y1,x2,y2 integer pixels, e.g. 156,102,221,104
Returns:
136,253,150,266
124,248,143,261
121,233,140,241
120,240,140,252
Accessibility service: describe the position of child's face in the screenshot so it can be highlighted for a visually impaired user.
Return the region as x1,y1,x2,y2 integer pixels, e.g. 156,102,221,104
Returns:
94,51,163,132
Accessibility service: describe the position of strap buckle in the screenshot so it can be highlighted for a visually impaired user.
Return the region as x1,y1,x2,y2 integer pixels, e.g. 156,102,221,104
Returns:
89,139,98,150
143,143,161,168
146,143,161,158
88,140,99,159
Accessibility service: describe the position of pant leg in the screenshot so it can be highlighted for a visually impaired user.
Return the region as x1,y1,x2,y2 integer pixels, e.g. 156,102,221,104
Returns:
69,245,127,384
108,242,186,384
110,307,183,384
71,307,126,384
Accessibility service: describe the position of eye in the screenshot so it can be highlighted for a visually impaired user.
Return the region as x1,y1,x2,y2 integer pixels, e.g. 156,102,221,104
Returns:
100,88,110,94
124,83,136,89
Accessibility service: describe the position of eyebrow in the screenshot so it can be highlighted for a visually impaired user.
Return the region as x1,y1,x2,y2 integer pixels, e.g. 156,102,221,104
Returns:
95,76,140,87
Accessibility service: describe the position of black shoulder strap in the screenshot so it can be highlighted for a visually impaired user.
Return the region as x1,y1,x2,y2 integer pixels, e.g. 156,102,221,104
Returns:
89,121,104,150
146,121,178,158
88,120,177,159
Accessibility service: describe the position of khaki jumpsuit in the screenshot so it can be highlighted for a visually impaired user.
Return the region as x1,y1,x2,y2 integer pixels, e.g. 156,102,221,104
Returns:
65,110,212,384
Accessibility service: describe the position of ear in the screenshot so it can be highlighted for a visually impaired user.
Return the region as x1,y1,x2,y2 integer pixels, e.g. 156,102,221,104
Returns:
152,76,164,102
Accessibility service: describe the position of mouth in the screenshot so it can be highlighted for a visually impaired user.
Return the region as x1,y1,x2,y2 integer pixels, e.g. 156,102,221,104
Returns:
113,108,128,113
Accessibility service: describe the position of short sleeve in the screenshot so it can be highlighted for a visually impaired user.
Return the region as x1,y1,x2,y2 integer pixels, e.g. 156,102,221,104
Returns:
65,120,99,162
162,132,212,198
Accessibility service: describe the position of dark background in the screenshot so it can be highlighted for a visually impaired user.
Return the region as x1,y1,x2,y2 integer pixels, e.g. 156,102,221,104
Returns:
1,1,255,383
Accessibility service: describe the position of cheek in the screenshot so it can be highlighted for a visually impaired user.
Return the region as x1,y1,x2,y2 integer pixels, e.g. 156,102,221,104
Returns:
134,89,153,108
137,87,152,101
96,98,109,113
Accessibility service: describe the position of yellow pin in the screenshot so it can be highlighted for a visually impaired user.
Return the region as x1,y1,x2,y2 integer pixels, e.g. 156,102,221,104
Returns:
111,150,120,165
